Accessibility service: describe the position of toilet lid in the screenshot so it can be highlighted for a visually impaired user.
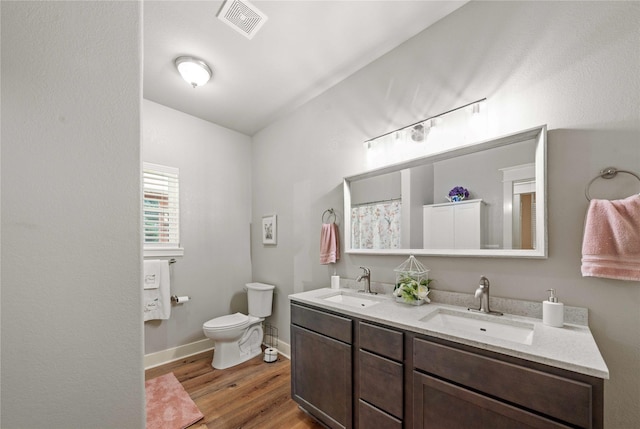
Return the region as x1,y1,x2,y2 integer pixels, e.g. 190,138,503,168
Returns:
246,282,275,291
203,312,249,330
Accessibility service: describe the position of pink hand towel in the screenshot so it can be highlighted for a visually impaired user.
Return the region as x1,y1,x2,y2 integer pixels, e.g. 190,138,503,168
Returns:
581,194,640,281
320,223,340,264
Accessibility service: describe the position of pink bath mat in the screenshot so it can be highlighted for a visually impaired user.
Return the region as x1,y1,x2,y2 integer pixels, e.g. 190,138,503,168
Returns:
145,372,204,429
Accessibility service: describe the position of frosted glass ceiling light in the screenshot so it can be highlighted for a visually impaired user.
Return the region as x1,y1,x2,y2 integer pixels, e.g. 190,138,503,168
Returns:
174,56,212,88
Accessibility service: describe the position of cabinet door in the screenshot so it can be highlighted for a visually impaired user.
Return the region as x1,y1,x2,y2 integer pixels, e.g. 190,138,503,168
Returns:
423,205,454,248
291,325,352,429
453,202,481,249
413,371,572,429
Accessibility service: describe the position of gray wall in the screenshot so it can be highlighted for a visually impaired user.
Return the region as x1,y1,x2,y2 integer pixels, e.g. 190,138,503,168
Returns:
404,164,433,248
350,171,401,205
1,2,144,427
142,100,253,355
251,2,640,428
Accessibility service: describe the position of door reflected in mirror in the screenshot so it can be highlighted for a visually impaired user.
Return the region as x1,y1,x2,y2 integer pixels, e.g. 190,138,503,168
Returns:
518,192,535,250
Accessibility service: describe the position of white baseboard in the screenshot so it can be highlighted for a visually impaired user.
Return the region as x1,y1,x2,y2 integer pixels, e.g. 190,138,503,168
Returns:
144,337,292,369
144,338,215,370
276,339,291,359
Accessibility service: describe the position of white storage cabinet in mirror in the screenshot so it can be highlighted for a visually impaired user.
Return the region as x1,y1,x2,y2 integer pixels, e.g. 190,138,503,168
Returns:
343,125,547,258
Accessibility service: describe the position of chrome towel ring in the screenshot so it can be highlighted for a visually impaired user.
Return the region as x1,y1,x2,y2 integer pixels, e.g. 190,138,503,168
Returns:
322,208,337,223
585,167,640,201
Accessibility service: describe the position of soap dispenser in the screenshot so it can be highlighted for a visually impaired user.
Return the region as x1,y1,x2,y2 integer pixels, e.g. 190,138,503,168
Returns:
543,289,564,328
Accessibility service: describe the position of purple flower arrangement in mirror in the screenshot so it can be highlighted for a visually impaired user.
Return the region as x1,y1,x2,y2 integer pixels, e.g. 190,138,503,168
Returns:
447,186,469,202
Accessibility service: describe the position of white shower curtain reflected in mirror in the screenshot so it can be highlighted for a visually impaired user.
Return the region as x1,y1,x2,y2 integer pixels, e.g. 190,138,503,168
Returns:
351,200,401,249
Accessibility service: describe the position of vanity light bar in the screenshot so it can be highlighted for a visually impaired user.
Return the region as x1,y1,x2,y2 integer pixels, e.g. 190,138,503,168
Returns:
364,98,486,147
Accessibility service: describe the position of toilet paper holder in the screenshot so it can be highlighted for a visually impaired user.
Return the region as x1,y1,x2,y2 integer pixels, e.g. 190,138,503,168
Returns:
171,295,191,303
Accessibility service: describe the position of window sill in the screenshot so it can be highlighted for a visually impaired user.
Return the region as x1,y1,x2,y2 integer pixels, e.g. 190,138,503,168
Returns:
144,247,184,258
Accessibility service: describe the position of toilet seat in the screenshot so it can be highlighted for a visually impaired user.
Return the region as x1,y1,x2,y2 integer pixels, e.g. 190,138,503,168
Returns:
203,312,249,331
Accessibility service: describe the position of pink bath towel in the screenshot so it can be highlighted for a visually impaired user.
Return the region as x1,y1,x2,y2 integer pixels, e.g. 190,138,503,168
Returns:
320,223,340,264
581,194,640,281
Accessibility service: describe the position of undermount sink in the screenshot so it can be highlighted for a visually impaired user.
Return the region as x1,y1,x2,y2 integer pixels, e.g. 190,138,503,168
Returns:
420,308,534,345
321,291,381,308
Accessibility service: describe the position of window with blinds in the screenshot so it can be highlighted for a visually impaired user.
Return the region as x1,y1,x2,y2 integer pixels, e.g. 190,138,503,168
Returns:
143,162,182,256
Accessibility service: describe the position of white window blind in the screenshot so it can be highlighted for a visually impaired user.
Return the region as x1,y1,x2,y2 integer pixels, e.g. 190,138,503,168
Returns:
143,163,181,255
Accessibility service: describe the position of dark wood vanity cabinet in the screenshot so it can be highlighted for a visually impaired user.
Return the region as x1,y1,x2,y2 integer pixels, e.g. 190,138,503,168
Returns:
291,304,353,429
290,303,604,429
290,304,405,429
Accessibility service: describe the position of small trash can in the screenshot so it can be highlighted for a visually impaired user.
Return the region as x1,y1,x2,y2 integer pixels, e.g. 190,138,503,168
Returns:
263,323,278,363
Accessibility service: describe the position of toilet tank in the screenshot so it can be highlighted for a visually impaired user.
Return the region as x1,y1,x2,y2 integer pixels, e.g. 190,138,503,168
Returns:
246,282,275,317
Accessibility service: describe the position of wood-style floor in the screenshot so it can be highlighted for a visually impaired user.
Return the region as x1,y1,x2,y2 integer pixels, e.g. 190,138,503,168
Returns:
145,349,324,429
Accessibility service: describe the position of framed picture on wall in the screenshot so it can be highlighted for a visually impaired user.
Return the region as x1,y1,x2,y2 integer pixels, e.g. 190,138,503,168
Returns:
262,214,277,245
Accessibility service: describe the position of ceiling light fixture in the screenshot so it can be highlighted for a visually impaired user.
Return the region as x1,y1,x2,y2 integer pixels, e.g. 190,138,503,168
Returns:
174,56,212,88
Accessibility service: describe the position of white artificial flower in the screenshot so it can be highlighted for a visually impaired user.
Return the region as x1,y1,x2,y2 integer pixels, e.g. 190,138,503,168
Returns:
417,285,428,299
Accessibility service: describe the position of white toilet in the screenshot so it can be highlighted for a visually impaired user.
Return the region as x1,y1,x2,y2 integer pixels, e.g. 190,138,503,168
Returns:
202,282,275,369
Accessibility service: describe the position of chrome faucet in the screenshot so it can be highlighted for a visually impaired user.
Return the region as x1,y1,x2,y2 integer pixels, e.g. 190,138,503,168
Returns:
356,267,376,294
468,276,502,315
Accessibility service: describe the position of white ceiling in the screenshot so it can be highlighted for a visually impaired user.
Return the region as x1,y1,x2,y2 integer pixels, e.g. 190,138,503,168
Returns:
143,1,467,136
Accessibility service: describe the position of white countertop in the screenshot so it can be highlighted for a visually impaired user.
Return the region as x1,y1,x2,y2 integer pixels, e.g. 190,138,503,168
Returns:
289,287,609,379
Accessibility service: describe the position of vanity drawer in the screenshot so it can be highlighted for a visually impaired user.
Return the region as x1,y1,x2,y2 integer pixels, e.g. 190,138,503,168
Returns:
291,303,352,344
359,321,403,362
359,399,401,429
413,338,592,428
359,350,403,419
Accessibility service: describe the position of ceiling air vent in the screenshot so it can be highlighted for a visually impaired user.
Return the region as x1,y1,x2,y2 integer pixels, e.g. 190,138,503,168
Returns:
218,0,268,40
